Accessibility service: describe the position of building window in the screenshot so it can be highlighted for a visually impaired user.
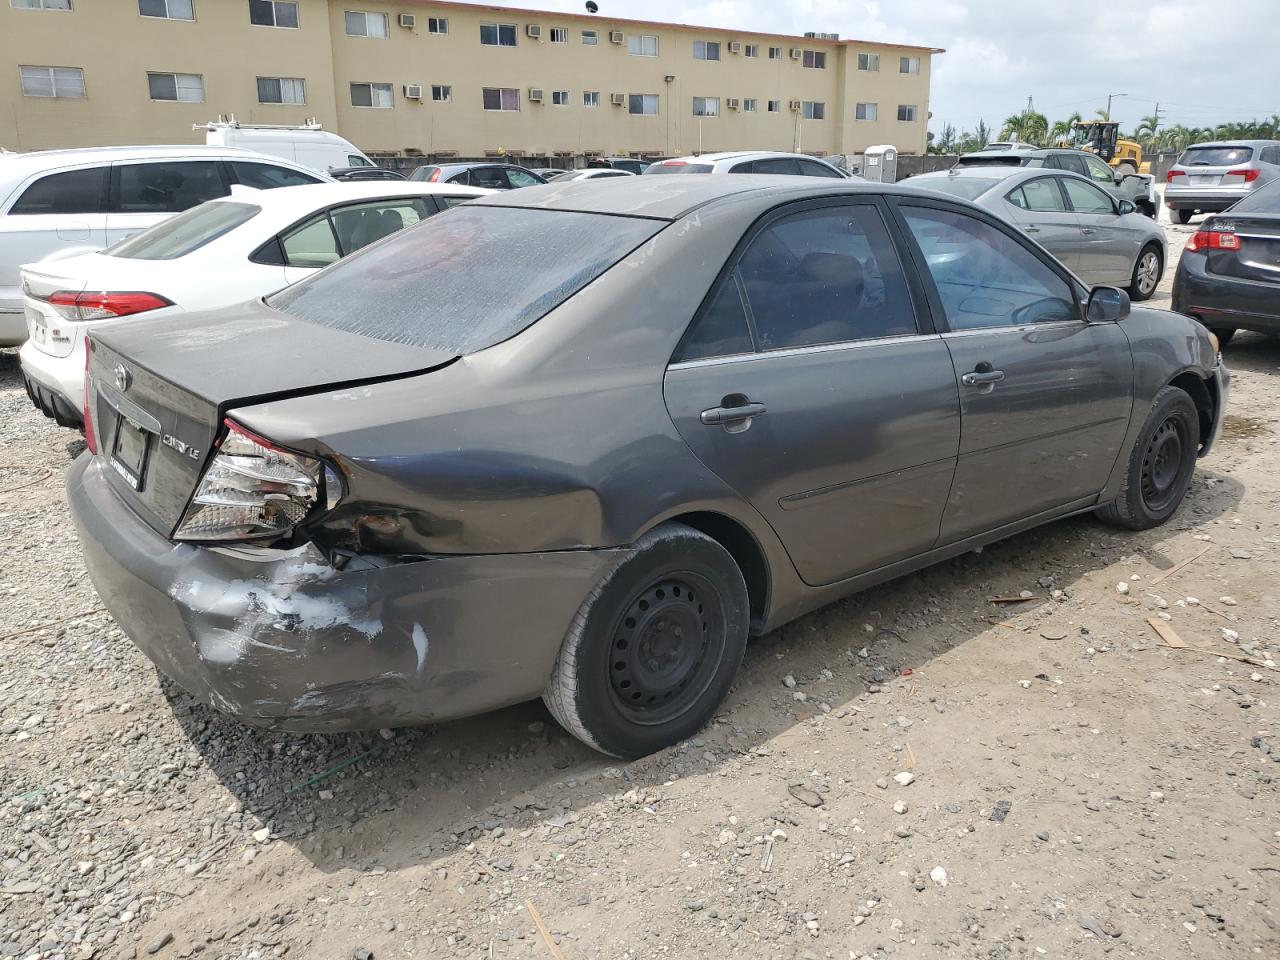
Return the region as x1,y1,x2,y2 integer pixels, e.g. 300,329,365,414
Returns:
11,0,72,9
900,56,921,74
248,0,297,28
767,99,780,112
802,101,825,120
350,81,393,108
482,86,519,111
857,53,880,71
581,29,597,45
768,46,781,60
897,104,917,121
551,89,569,106
550,27,567,43
345,11,388,38
743,98,757,112
139,0,192,19
583,90,599,107
693,40,720,61
431,84,451,102
855,102,877,121
628,93,658,115
802,50,826,69
427,16,447,34
257,76,305,104
744,44,758,58
147,71,203,101
19,65,84,98
693,96,719,117
628,34,658,57
480,22,517,46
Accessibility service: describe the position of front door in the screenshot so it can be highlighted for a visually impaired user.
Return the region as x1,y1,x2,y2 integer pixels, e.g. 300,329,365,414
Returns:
894,200,1133,543
1003,175,1084,270
664,199,961,587
1059,177,1136,283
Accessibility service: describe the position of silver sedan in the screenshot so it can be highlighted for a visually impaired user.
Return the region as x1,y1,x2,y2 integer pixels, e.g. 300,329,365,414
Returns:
906,167,1167,300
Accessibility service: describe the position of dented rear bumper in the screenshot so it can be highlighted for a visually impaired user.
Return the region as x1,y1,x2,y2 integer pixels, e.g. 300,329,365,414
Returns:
68,454,623,732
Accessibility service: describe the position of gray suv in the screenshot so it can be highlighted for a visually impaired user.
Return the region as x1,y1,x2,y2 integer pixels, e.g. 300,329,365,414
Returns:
957,148,1158,217
1164,140,1280,222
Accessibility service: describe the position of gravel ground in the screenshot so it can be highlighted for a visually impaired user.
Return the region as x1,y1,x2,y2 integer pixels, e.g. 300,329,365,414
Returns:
1,213,1277,960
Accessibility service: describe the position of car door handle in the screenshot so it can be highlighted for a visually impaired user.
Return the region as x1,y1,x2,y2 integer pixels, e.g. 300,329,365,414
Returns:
1081,227,1097,235
701,401,767,425
961,370,1005,387
1024,225,1041,233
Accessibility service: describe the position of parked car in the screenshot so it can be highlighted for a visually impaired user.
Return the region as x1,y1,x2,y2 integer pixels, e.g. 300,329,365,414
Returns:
907,167,1167,300
586,157,651,175
407,163,546,190
20,181,488,426
198,119,375,174
329,166,406,182
955,147,1158,217
69,176,1225,759
527,168,570,179
1172,178,1280,344
548,169,636,182
0,145,328,346
645,151,850,178
1165,140,1280,223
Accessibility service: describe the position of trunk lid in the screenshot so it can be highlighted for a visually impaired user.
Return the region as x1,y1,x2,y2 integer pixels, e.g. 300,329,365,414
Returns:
1174,145,1255,188
1204,212,1280,285
88,300,456,537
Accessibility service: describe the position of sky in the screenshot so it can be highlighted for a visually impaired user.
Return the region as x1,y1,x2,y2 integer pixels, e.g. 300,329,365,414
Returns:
482,0,1280,137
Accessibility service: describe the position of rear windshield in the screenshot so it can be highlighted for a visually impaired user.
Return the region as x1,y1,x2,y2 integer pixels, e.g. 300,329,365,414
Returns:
910,177,1001,201
106,201,260,260
1178,146,1254,167
1229,179,1280,213
268,206,663,353
645,163,715,175
955,155,1026,167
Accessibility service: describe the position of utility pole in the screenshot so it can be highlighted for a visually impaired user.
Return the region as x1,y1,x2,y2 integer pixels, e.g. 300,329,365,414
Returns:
1105,92,1126,120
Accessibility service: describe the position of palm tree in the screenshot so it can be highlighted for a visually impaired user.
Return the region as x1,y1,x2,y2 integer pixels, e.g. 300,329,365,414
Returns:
1000,109,1049,146
975,119,992,150
1050,111,1083,146
1134,113,1161,152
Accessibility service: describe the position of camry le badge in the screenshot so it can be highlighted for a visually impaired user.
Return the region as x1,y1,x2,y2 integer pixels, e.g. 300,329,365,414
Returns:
114,364,131,392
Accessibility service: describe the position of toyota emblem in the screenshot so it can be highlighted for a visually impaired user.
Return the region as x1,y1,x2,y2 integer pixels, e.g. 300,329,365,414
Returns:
114,364,131,392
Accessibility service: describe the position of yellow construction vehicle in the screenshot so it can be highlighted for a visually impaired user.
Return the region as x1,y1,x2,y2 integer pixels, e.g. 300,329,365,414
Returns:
1060,121,1150,175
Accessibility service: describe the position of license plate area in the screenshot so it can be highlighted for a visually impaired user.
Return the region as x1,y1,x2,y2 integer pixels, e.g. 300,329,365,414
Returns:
1190,175,1220,186
109,414,153,491
26,305,47,344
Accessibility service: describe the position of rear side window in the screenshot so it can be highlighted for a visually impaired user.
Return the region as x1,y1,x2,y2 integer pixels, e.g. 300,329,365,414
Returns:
113,161,226,213
408,166,440,182
1260,146,1280,165
329,198,431,253
798,159,843,178
9,166,107,214
752,158,802,176
230,161,322,189
1178,146,1253,166
107,201,260,260
676,276,753,361
280,216,341,267
269,206,663,353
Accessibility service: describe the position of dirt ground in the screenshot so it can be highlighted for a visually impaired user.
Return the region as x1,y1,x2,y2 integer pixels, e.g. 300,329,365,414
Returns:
1,212,1277,960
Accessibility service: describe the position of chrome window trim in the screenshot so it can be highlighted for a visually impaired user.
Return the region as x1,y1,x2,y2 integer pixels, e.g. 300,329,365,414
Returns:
668,332,941,370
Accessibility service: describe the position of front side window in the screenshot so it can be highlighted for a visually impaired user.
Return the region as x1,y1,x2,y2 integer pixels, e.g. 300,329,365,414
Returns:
799,159,842,178
802,101,825,120
11,0,72,9
1084,155,1116,185
9,166,105,214
693,40,720,61
350,81,393,108
147,71,203,102
581,29,597,45
114,160,225,213
629,93,658,115
257,76,305,104
855,102,877,121
108,201,259,260
431,84,451,102
427,16,447,34
139,0,193,19
900,56,920,74
693,96,719,117
802,50,826,69
19,65,84,98
248,0,297,28
480,22,517,46
506,168,541,188
344,11,388,38
857,52,880,71
482,87,519,111
1061,178,1115,215
897,104,917,122
628,34,658,56
550,27,567,43
901,205,1077,330
229,160,320,188
551,90,569,106
1007,177,1066,212
768,46,781,60
583,90,599,107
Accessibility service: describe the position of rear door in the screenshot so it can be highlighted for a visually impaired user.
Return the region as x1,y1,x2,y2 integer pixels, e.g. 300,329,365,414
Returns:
1003,175,1083,269
893,198,1133,542
106,160,230,244
1060,177,1136,282
664,198,961,586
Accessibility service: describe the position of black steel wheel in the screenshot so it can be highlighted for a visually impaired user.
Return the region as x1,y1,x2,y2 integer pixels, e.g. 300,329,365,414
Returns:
1139,416,1190,512
1097,385,1200,530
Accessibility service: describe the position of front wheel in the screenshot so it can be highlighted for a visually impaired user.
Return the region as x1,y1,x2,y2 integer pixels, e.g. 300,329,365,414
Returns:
1208,326,1236,347
543,523,750,759
1097,385,1200,530
1129,245,1163,301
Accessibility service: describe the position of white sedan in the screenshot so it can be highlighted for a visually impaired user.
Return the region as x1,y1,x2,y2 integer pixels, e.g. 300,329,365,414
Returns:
19,181,489,426
546,169,637,182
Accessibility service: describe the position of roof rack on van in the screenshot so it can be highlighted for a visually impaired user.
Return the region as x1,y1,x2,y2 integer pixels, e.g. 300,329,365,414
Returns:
194,114,326,133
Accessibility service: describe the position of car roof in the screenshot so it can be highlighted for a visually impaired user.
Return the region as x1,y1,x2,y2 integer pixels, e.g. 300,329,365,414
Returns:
204,180,491,217
1180,140,1280,148
660,151,833,164
0,144,306,178
912,166,1029,181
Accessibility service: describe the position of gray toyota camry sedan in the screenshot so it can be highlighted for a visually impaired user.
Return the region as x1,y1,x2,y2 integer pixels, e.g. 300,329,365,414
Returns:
69,176,1227,759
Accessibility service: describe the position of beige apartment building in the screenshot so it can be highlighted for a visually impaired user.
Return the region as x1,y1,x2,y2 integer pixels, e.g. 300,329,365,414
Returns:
0,0,942,161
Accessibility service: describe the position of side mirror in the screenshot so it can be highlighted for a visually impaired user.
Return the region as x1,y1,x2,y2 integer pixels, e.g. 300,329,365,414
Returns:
1117,199,1136,215
1087,285,1130,323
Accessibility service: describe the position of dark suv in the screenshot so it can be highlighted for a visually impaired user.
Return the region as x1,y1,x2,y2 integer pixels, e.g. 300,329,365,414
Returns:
408,163,546,190
956,148,1157,217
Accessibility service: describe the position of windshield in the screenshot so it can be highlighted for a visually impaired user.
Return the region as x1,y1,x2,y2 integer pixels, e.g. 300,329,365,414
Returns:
268,206,664,354
106,201,260,260
1178,146,1254,167
1229,178,1280,213
910,177,1002,201
645,163,715,175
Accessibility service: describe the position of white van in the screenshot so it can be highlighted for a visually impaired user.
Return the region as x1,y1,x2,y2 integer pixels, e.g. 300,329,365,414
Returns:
198,118,375,175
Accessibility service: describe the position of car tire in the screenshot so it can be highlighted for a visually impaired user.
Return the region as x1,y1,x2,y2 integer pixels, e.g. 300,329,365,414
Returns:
1115,162,1138,178
543,523,750,759
1129,244,1163,301
1097,385,1200,530
1173,208,1194,224
1208,327,1236,346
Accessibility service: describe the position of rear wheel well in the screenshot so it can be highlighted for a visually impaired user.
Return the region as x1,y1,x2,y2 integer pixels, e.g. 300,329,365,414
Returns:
1169,371,1214,447
666,512,770,627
